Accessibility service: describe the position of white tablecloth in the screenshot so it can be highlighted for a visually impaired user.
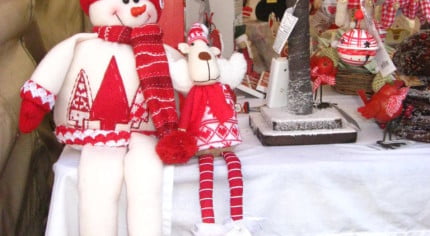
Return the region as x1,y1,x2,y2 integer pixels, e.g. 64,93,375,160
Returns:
45,90,430,236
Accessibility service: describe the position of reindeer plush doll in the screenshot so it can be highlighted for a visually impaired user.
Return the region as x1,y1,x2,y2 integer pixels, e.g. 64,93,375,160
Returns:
172,23,252,235
18,0,196,235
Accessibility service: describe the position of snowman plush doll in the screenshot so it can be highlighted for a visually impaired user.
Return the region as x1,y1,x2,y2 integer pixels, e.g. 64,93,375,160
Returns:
18,0,196,235
171,23,256,236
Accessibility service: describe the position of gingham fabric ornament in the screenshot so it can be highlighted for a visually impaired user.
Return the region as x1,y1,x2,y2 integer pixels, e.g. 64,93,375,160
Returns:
311,66,337,92
381,0,430,29
310,55,337,92
374,21,387,42
337,9,378,66
347,0,361,9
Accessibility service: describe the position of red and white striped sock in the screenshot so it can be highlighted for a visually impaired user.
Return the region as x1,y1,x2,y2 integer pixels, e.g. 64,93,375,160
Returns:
222,151,244,221
198,154,215,223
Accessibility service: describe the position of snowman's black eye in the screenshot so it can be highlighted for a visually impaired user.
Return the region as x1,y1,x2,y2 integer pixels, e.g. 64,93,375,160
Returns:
133,0,139,3
123,0,130,4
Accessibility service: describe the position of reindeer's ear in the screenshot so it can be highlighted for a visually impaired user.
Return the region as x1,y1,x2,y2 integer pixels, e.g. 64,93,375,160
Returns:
210,46,221,56
178,43,190,54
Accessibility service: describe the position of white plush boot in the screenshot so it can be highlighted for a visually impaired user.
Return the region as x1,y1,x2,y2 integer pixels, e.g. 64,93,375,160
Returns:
192,222,227,236
225,220,253,236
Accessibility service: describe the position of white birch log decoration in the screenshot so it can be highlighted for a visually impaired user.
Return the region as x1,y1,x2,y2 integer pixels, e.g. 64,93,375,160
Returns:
285,0,313,115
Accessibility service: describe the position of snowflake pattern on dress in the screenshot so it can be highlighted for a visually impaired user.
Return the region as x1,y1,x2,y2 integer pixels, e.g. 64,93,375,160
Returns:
196,85,242,151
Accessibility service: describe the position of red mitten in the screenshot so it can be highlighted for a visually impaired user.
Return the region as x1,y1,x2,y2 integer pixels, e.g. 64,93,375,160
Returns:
19,99,48,133
156,130,197,164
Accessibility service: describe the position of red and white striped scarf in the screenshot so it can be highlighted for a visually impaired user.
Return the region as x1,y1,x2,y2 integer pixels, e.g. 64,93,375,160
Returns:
94,24,178,137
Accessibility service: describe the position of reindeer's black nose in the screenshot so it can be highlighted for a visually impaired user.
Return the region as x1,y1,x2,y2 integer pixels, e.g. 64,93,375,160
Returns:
199,52,212,61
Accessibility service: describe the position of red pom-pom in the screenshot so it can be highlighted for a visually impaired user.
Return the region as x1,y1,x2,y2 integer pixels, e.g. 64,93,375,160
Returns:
156,130,197,164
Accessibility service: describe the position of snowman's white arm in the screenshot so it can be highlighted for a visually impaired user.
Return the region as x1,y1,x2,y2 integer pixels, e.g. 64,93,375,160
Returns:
164,44,193,94
29,33,98,95
218,52,247,89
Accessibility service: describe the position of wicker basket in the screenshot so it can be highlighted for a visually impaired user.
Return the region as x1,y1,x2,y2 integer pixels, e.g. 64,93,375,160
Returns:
333,69,374,95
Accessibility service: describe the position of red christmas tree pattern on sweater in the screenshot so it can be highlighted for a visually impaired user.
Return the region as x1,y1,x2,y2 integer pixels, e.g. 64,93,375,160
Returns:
90,56,130,130
67,69,92,128
60,56,154,145
130,86,149,130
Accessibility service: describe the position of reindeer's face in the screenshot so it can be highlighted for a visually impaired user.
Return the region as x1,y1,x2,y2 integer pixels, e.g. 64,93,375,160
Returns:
178,40,221,86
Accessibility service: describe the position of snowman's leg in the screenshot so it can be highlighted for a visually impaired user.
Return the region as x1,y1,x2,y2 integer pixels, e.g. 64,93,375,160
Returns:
78,145,126,236
124,133,163,236
222,151,244,221
199,154,215,223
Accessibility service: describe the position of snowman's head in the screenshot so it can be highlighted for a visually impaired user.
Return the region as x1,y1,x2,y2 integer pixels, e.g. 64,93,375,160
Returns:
80,0,164,27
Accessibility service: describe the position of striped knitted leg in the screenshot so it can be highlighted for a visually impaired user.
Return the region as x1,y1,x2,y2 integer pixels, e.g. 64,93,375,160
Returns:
199,154,215,223
222,151,244,221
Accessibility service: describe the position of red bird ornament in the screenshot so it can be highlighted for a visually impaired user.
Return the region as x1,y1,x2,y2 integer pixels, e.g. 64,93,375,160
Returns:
311,56,337,92
357,80,409,148
310,55,337,108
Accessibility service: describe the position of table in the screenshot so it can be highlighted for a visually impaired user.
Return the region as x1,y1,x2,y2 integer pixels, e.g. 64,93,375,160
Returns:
45,89,430,236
